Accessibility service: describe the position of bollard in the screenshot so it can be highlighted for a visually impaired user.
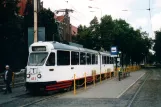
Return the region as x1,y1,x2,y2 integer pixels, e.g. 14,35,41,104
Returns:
93,71,95,86
104,70,106,79
100,71,102,83
74,74,76,95
12,72,14,88
84,72,86,90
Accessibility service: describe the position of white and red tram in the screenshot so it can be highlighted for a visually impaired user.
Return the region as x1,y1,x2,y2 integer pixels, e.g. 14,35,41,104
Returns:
26,41,115,92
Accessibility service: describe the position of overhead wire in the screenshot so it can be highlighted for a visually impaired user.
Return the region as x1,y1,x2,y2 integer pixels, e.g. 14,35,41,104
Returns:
148,0,154,38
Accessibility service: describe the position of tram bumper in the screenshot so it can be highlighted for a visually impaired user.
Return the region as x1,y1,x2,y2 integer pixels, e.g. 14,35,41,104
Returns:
26,81,57,92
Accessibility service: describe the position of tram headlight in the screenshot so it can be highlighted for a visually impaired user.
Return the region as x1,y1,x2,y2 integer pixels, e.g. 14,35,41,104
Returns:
26,74,30,78
37,74,41,78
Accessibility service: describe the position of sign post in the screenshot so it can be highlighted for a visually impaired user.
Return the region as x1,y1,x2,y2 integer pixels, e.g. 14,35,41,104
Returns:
110,46,118,74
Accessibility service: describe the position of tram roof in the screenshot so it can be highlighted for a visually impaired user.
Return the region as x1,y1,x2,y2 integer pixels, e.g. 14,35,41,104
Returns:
52,42,98,54
31,41,110,55
52,42,80,51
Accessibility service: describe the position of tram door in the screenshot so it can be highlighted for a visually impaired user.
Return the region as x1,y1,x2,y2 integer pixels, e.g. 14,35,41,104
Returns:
101,55,106,74
70,51,82,80
45,51,57,81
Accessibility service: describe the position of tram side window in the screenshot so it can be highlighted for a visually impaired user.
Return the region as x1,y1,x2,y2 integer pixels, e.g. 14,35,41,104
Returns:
46,53,55,66
110,57,113,64
95,55,98,64
105,56,108,64
57,50,70,65
111,57,114,64
87,53,91,65
102,56,106,64
80,52,86,65
71,52,79,65
92,54,96,64
107,56,109,64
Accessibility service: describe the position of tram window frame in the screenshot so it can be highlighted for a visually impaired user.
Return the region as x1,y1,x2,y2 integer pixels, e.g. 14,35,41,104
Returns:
80,52,86,65
46,52,55,66
71,51,79,65
57,50,70,66
87,53,91,65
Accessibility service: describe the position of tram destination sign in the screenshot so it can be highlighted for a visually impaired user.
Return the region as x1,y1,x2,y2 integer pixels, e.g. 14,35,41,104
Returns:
32,46,46,51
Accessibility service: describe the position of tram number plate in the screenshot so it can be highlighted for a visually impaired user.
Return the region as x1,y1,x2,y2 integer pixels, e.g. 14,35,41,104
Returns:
31,77,37,81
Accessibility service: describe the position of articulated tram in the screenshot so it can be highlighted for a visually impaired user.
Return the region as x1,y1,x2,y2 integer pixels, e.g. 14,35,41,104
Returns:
26,41,115,93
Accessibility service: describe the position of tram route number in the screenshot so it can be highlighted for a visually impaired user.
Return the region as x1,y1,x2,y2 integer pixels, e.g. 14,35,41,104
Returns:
31,77,37,81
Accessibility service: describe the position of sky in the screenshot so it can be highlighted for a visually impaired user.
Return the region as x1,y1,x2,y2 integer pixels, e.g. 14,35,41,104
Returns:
42,0,161,39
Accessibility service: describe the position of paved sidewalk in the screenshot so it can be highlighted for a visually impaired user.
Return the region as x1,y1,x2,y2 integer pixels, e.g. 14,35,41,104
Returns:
60,70,146,99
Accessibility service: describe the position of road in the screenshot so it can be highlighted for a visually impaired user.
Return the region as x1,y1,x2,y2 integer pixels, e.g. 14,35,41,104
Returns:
0,68,160,107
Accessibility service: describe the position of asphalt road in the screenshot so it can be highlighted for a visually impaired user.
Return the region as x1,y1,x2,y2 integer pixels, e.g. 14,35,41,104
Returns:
0,68,160,107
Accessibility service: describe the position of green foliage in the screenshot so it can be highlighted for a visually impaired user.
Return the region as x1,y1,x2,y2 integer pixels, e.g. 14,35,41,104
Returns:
153,30,161,63
74,15,153,65
38,8,59,41
0,0,25,71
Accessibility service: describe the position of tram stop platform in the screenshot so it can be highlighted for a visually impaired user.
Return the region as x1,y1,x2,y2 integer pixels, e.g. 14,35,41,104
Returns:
60,69,146,99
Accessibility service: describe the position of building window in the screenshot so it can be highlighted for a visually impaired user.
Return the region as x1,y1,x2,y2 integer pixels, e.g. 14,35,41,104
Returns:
57,50,70,65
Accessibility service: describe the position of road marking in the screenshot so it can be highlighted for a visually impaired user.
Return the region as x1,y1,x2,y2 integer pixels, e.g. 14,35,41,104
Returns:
116,72,146,98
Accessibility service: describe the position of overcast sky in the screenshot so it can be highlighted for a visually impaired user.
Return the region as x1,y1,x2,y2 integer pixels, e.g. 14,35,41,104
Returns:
42,0,161,39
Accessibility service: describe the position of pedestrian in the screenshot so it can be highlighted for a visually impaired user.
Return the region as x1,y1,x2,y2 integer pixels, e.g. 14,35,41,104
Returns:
3,65,13,94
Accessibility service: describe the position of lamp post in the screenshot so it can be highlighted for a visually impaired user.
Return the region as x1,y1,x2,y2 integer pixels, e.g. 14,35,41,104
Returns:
34,0,38,42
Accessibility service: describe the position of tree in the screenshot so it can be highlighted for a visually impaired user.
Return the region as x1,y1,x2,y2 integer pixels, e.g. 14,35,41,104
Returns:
74,15,152,65
153,30,161,63
0,0,25,71
38,8,59,41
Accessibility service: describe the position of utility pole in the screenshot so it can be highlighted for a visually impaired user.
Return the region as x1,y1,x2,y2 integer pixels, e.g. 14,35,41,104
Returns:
55,9,74,42
34,0,38,42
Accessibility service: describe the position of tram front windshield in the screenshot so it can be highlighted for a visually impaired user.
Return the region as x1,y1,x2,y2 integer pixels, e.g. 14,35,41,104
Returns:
28,52,48,66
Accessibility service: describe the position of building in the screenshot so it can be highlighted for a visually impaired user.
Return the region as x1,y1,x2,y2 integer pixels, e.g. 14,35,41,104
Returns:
71,25,77,36
17,0,27,16
18,0,43,16
55,15,77,42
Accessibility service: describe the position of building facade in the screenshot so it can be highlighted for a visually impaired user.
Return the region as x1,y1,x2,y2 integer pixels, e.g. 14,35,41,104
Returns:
55,15,77,42
18,0,43,16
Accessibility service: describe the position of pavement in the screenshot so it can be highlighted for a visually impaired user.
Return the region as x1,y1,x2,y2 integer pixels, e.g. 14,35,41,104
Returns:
60,70,146,99
0,69,149,107
0,86,26,104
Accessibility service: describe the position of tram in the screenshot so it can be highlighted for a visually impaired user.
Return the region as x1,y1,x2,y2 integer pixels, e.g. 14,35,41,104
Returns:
26,41,115,93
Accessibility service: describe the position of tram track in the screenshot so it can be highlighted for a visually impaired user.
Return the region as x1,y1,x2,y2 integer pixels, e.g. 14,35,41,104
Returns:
0,91,62,107
126,69,153,107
